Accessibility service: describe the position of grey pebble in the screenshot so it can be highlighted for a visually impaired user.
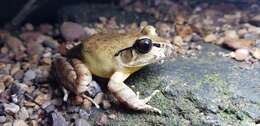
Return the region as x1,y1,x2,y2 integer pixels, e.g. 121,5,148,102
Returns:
4,103,20,113
23,70,36,82
0,116,6,123
17,107,29,120
51,111,68,126
75,118,91,126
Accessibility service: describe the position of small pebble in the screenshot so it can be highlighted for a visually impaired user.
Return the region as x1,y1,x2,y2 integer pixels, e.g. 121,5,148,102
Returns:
0,82,5,93
224,30,239,39
19,32,42,42
173,36,183,46
26,41,44,56
74,95,83,105
29,120,38,126
0,116,6,123
86,81,101,97
83,99,92,111
13,120,28,126
108,114,117,120
23,23,34,31
34,94,50,105
102,100,111,109
17,107,29,120
11,94,18,103
4,103,20,113
230,48,250,61
223,38,255,50
95,114,108,126
250,48,260,60
42,39,59,50
14,70,24,80
3,122,12,126
75,118,91,126
39,24,53,35
79,109,90,119
51,111,68,126
60,22,87,41
5,35,25,54
248,14,260,27
204,34,217,43
23,70,36,82
10,63,21,75
94,92,104,105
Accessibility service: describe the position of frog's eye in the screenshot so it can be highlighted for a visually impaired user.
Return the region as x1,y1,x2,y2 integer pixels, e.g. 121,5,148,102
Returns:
133,38,152,54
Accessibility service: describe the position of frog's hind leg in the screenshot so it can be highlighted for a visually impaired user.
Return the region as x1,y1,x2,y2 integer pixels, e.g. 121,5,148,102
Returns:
54,58,101,109
71,59,101,108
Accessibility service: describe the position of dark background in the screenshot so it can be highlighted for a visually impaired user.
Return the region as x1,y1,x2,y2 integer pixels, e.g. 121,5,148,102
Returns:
0,0,118,26
0,0,257,27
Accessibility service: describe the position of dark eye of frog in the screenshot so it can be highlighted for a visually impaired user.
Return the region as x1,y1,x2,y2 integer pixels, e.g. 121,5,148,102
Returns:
133,38,153,54
114,38,161,56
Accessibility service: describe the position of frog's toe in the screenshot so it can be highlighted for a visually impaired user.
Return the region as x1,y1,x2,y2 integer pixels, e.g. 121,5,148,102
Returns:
134,103,161,114
141,90,160,104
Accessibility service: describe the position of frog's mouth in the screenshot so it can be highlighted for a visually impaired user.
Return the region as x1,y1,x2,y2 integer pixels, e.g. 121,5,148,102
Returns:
115,42,174,68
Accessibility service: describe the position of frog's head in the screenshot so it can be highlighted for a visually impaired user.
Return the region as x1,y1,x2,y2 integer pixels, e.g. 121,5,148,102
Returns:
115,25,174,68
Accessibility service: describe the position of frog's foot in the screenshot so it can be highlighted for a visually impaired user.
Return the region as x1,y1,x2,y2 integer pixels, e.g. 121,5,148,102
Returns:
82,94,100,109
131,90,161,114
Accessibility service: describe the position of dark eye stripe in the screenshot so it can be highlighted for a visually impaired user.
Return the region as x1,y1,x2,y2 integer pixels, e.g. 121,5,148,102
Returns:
114,47,133,56
153,43,161,47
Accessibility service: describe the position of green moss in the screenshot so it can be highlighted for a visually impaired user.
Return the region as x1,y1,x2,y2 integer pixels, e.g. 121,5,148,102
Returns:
196,74,225,87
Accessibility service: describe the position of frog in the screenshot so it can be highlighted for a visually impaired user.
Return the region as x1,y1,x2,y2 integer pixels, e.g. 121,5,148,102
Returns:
53,25,174,114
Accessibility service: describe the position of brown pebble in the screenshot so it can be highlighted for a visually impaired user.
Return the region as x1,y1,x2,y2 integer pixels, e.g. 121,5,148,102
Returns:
102,100,111,109
176,25,193,40
22,23,34,32
83,99,92,111
29,120,38,126
173,36,183,46
19,32,42,42
224,30,239,39
39,24,53,35
74,95,83,105
42,57,52,65
5,35,25,54
10,63,21,75
204,34,217,43
60,22,87,41
230,48,249,61
108,114,117,120
0,82,5,93
223,38,255,49
94,92,104,105
34,94,50,105
14,70,24,80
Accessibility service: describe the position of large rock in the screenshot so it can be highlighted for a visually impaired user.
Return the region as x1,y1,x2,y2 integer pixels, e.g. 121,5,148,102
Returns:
87,43,259,126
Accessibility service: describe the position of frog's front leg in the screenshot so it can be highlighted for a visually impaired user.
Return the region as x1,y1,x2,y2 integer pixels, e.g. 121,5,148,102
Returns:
107,72,161,114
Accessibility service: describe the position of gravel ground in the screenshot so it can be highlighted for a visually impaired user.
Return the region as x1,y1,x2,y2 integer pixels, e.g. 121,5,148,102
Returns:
0,0,260,126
